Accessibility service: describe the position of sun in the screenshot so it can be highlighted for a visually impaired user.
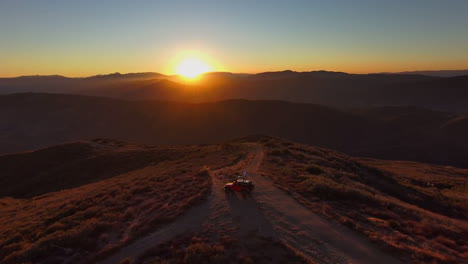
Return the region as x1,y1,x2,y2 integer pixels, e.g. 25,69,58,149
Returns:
176,58,212,79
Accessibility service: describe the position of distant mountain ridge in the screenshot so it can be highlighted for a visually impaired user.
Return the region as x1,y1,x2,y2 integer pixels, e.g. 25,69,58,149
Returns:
85,72,168,80
14,72,169,79
8,68,468,79
389,69,468,77
1,93,467,168
1,70,468,112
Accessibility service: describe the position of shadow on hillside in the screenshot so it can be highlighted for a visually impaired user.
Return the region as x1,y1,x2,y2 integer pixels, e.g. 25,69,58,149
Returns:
356,164,466,219
0,140,180,198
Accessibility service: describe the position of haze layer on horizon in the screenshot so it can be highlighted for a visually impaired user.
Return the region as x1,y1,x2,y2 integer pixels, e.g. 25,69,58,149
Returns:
1,0,468,77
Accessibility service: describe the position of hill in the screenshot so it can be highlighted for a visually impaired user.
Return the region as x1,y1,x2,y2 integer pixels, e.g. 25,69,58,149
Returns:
1,137,467,263
0,139,248,264
252,136,467,263
0,139,205,198
1,70,468,112
1,93,468,168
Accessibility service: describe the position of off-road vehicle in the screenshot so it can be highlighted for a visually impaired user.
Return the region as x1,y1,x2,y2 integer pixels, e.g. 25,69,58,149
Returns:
224,179,254,193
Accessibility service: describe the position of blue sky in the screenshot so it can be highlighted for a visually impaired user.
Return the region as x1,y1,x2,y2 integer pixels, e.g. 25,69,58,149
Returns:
1,0,467,76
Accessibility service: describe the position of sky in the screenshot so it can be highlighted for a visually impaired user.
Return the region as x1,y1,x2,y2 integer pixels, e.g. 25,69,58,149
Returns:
1,0,468,77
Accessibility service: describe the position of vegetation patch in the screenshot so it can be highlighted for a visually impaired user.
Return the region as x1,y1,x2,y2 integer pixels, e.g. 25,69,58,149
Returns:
0,140,248,264
134,233,307,264
260,137,468,264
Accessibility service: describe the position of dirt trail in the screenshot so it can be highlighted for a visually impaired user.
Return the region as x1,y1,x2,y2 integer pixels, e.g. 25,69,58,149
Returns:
99,190,211,264
98,151,251,264
100,144,402,264
247,145,402,264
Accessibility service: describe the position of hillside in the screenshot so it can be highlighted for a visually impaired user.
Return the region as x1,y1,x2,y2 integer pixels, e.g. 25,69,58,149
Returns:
2,137,467,264
252,136,468,263
0,139,189,198
1,71,468,112
0,139,248,264
1,93,468,168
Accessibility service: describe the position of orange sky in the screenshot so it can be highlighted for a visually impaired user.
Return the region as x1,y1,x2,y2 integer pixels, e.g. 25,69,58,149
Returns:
1,1,468,77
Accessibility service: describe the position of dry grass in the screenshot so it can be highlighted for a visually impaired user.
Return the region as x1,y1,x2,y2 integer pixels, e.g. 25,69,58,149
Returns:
258,136,468,264
0,139,248,264
133,233,308,264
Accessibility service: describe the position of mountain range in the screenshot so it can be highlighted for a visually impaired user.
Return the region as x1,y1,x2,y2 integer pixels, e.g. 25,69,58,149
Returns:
1,70,468,112
1,93,467,168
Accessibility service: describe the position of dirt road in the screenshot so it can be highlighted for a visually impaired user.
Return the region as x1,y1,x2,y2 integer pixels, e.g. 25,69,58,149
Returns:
246,145,402,264
100,144,402,264
99,149,249,264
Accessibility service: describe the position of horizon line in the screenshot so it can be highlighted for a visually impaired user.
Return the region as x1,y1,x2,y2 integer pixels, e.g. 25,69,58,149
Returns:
2,69,468,79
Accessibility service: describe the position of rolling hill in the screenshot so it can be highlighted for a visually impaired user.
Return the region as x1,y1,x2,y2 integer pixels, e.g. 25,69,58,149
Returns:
0,139,248,264
1,93,468,168
1,137,466,263
1,70,468,112
253,136,467,263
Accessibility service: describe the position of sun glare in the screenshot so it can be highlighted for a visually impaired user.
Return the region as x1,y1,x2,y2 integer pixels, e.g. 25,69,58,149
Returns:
176,58,212,79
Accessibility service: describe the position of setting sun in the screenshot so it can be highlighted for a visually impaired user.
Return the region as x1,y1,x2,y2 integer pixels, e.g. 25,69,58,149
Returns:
176,58,212,78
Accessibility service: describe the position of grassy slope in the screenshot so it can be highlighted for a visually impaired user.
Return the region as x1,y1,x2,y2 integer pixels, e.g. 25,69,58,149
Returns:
0,140,248,264
0,139,195,198
131,233,307,264
257,136,468,264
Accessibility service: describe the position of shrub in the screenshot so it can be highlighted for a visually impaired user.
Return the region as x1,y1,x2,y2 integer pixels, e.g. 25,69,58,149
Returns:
270,148,291,157
270,149,283,156
388,219,401,229
183,243,226,264
433,235,457,248
305,165,323,175
196,166,211,178
119,257,134,264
